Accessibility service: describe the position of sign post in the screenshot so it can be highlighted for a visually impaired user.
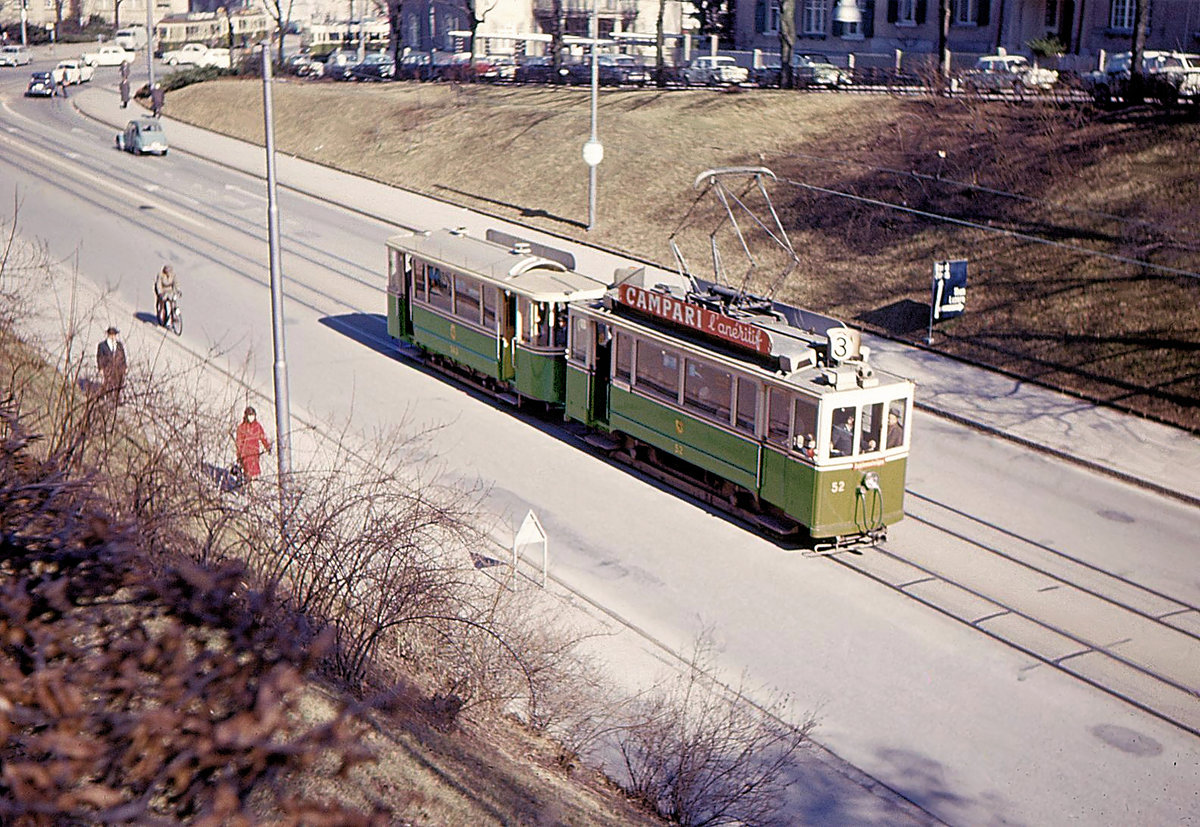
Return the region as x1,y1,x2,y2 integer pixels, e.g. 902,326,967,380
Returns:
513,510,548,589
929,259,968,344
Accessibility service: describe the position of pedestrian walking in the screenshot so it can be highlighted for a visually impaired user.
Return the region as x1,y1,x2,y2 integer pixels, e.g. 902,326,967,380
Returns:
234,406,271,489
150,83,164,118
96,326,127,405
119,76,130,109
58,75,69,98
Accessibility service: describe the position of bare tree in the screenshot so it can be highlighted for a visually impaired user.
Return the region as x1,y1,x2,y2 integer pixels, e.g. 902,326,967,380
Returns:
779,0,795,88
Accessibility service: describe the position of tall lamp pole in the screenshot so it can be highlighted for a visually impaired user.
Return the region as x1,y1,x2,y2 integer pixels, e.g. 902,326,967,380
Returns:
581,2,603,231
260,44,294,521
145,0,155,90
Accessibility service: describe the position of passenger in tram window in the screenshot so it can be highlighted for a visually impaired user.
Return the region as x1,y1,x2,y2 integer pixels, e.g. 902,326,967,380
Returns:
887,411,904,449
831,415,854,457
553,309,568,348
794,433,816,460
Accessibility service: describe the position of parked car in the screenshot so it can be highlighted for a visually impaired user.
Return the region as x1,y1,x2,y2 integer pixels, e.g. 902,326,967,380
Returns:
961,53,1058,92
322,49,358,80
1083,50,1200,107
680,55,748,86
0,45,32,66
397,51,435,81
53,59,94,85
478,56,517,82
115,118,168,156
567,54,651,86
284,51,321,77
349,52,395,81
81,44,135,67
513,55,560,84
25,71,55,97
754,52,852,88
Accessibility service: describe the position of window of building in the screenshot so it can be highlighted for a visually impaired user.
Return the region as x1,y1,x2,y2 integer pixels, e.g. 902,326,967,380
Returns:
792,396,818,457
1109,0,1134,30
954,0,978,23
635,344,681,403
1044,0,1058,27
614,331,633,382
735,377,758,435
801,0,827,34
766,387,791,446
860,401,883,452
893,0,918,25
830,405,856,457
454,273,481,324
427,265,452,313
683,358,732,423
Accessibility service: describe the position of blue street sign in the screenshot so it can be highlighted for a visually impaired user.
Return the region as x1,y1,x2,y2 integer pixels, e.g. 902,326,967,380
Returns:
932,259,968,322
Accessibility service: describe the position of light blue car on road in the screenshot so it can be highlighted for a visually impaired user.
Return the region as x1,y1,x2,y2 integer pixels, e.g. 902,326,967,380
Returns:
115,118,169,156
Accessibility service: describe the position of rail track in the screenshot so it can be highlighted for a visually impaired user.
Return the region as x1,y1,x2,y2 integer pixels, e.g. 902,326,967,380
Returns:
831,489,1200,737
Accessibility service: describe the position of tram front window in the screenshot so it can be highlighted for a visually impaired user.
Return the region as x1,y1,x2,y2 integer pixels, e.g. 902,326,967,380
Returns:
830,405,856,457
860,402,883,453
518,298,553,347
553,304,568,348
887,399,907,449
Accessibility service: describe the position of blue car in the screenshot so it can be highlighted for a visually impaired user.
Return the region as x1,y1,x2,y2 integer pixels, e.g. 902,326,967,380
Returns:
115,118,169,156
26,71,55,97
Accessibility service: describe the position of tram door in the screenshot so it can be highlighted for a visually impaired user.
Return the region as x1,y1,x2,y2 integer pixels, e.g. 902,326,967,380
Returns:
589,322,611,424
499,291,517,381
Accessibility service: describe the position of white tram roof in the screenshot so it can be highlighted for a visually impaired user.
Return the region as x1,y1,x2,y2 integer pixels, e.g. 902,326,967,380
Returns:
388,229,609,303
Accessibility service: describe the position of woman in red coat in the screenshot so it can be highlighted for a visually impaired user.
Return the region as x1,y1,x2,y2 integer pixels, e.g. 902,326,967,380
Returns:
235,406,271,482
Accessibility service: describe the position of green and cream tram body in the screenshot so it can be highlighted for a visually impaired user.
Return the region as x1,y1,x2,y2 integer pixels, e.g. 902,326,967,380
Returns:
387,228,914,544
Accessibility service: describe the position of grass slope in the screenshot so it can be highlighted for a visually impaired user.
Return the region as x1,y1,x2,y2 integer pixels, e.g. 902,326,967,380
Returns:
167,79,1200,431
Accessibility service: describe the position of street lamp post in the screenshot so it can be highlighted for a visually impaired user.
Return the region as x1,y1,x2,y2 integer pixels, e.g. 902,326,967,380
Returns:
581,2,603,232
145,0,155,91
260,44,294,523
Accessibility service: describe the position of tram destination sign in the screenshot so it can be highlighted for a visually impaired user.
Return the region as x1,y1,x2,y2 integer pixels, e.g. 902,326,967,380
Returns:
617,283,772,356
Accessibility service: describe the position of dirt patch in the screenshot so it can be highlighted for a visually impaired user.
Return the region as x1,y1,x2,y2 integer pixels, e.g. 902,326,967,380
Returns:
168,79,1200,430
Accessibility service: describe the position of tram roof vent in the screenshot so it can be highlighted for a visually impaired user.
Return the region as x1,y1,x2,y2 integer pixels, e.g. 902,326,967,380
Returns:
822,366,859,391
450,226,469,236
511,242,532,255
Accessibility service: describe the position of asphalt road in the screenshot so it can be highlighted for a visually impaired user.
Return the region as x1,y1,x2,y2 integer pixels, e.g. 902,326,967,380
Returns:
1,52,1197,825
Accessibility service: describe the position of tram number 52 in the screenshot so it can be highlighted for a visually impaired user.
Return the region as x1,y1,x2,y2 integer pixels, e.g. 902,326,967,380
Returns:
830,480,846,494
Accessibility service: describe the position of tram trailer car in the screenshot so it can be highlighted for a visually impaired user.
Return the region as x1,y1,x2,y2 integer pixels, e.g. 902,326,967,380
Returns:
387,228,915,545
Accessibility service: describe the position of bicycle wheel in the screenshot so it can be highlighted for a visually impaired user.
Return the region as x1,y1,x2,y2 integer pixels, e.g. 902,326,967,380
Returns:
169,305,183,336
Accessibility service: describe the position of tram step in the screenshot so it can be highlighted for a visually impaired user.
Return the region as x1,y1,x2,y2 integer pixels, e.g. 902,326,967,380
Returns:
582,432,622,452
497,392,520,407
748,511,802,537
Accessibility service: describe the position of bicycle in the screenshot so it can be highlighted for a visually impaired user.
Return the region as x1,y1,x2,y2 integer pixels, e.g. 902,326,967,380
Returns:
157,290,183,336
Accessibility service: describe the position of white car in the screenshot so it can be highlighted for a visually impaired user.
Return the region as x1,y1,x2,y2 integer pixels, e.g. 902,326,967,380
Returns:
54,59,95,85
961,54,1058,92
681,56,749,87
0,45,33,67
81,44,135,67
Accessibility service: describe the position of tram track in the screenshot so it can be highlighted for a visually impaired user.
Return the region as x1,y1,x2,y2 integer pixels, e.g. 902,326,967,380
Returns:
834,491,1200,737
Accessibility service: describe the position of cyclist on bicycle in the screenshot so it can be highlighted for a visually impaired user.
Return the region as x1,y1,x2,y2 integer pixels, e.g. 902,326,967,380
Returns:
154,264,180,326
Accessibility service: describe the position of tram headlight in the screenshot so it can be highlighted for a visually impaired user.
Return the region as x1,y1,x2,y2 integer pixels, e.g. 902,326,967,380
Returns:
860,471,880,491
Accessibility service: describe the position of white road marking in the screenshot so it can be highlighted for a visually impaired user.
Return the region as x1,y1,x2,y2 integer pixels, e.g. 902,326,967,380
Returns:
224,184,266,202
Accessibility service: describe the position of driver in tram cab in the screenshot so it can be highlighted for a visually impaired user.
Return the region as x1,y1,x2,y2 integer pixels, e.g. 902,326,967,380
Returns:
831,416,854,457
887,411,904,449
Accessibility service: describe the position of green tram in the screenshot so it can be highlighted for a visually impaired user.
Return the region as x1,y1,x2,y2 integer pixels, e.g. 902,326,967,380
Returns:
387,228,915,546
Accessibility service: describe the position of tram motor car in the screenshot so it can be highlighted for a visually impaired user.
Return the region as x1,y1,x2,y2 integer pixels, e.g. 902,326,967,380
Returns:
385,227,914,548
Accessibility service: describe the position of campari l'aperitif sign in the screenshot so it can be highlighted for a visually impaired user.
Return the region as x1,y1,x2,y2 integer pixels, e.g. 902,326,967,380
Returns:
617,284,771,356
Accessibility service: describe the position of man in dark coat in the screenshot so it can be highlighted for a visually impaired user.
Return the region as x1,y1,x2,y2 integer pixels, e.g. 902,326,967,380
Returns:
150,83,164,117
119,76,131,109
96,326,127,404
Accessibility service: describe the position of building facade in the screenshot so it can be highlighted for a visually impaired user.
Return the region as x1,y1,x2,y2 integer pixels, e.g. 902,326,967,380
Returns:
735,0,1200,69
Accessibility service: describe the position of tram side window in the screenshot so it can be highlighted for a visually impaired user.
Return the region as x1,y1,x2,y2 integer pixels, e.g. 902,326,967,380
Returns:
792,397,818,459
887,399,907,449
482,285,497,330
615,331,632,383
570,317,589,363
388,250,402,293
412,260,426,302
519,298,553,347
683,358,731,423
860,402,883,453
735,377,758,435
427,266,453,313
830,405,856,457
454,274,481,324
766,388,790,446
635,344,681,403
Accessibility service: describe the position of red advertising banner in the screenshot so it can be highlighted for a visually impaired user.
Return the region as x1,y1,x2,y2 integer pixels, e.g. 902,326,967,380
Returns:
617,284,771,356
